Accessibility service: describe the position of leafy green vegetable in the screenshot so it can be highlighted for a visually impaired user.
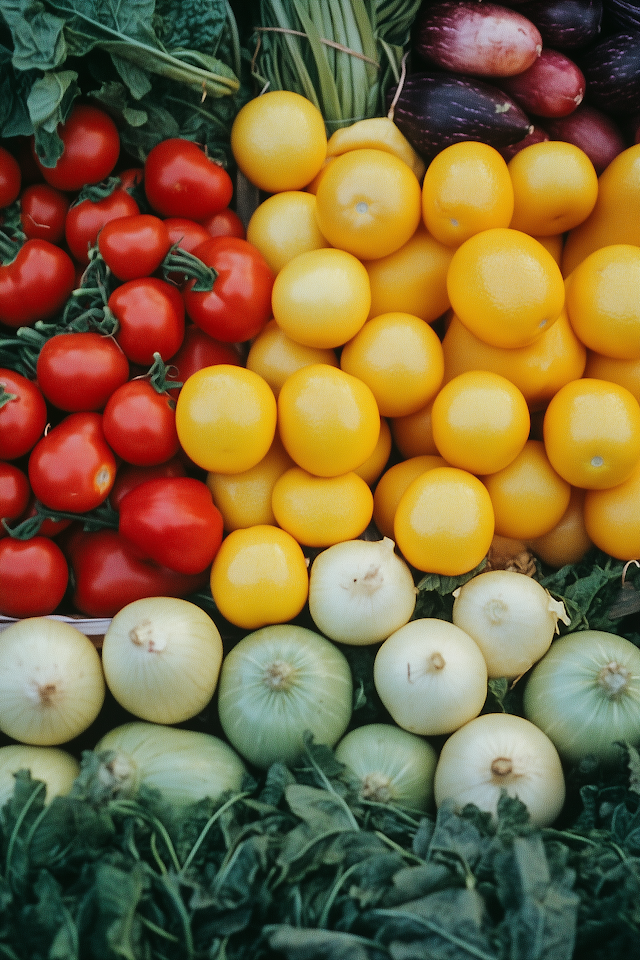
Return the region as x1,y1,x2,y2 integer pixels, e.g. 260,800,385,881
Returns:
0,0,251,166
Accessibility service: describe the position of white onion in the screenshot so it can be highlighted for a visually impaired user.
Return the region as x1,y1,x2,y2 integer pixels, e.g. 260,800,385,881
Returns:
308,537,417,645
334,722,437,811
0,618,105,745
523,629,640,764
101,597,224,725
373,618,488,736
217,623,353,769
433,712,566,827
0,744,80,806
94,721,247,806
452,569,570,679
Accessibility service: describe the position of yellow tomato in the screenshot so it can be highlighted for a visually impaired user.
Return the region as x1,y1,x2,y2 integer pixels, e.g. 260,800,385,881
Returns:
277,363,381,477
527,486,593,569
206,433,294,531
246,191,329,275
364,224,454,324
175,365,277,474
314,148,423,260
390,398,440,459
394,467,495,576
508,140,598,236
431,370,531,476
543,377,640,489
583,459,640,560
325,116,426,180
340,311,445,418
210,525,309,629
353,417,393,486
422,141,514,247
447,227,566,348
373,454,448,540
271,467,374,547
583,350,640,404
246,319,339,399
271,247,371,349
231,90,327,193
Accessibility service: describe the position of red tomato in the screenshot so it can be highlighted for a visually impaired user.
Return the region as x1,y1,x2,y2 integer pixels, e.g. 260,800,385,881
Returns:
109,277,185,365
103,379,180,466
19,494,73,538
33,103,120,193
0,239,76,328
0,536,68,617
118,475,224,574
144,138,233,221
0,146,22,209
97,213,172,281
0,369,48,460
164,217,211,254
166,323,242,399
20,183,70,244
0,461,30,534
182,236,274,343
201,207,246,239
66,527,208,618
28,411,117,513
117,167,144,192
36,331,130,412
109,456,187,510
65,185,139,266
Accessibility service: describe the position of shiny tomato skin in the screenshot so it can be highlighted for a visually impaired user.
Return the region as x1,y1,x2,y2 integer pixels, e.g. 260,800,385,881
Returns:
183,236,274,343
164,217,211,254
33,103,120,193
36,331,130,412
118,475,224,574
20,183,70,244
144,138,234,221
103,379,180,466
0,536,69,617
201,207,246,239
28,411,117,513
109,456,187,511
166,323,242,399
0,369,48,460
0,239,76,328
0,461,31,534
20,494,73,538
66,527,208,618
65,187,139,266
0,146,22,208
97,213,172,281
109,277,185,365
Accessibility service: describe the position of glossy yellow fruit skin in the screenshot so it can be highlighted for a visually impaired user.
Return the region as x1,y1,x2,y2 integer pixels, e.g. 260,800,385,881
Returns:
315,148,423,260
209,524,309,630
543,377,640,489
394,467,495,576
231,90,327,193
527,486,593,569
277,363,381,478
175,365,277,474
325,116,426,180
271,467,374,548
354,417,393,486
447,227,565,349
422,141,514,247
246,191,329,275
272,247,371,349
373,454,448,540
246,319,339,400
340,311,445,418
583,459,640,560
390,399,440,459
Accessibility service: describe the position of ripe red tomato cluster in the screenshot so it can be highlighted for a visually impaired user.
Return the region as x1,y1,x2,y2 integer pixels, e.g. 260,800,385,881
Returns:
0,103,276,620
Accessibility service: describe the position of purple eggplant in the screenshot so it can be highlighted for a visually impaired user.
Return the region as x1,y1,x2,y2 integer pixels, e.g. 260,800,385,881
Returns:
387,72,533,163
511,0,603,50
578,29,640,115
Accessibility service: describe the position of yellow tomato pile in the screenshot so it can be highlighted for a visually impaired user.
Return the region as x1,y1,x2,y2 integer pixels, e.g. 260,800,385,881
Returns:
183,89,640,628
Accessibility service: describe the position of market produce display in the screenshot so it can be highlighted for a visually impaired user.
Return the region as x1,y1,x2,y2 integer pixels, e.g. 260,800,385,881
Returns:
1,0,640,956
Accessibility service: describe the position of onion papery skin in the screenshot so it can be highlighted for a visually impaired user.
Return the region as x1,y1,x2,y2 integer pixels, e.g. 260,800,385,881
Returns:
451,569,569,678
334,722,437,811
217,624,353,770
308,537,417,645
434,712,566,827
373,618,488,736
523,629,640,764
101,597,224,725
0,744,80,806
0,618,105,746
94,721,247,806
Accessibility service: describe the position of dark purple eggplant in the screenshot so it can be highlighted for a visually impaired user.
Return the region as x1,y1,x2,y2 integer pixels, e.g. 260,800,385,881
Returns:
387,73,533,163
512,0,602,50
413,1,542,77
578,29,640,115
606,0,640,31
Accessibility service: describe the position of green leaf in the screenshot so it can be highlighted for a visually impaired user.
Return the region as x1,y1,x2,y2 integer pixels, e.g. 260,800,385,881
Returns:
0,0,68,71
